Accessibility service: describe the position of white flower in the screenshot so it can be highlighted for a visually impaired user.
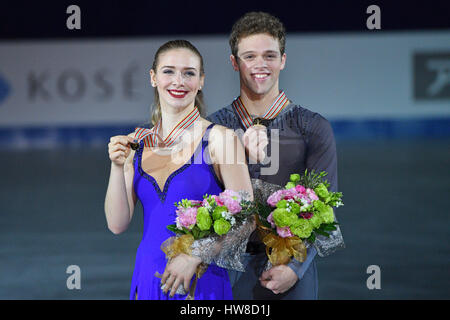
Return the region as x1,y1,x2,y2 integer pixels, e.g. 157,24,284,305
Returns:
175,217,183,230
300,198,309,205
220,211,237,226
300,204,310,212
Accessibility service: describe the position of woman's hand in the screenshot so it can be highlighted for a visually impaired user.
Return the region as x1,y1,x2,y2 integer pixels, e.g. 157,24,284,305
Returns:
161,254,202,297
108,135,136,166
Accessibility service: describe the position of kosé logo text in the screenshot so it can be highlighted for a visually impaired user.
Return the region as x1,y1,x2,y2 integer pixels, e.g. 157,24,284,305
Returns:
27,63,141,103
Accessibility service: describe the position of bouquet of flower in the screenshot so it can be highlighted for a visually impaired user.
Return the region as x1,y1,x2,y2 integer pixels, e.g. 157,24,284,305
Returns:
159,189,254,299
167,189,254,238
256,170,343,266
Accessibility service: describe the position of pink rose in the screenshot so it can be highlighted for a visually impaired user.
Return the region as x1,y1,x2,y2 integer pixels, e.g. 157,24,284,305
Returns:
267,190,284,207
220,189,242,202
306,188,319,201
267,189,293,206
218,190,242,212
223,198,242,214
277,226,294,238
268,189,303,207
267,211,276,228
297,193,311,204
283,188,297,200
178,207,197,229
295,185,306,194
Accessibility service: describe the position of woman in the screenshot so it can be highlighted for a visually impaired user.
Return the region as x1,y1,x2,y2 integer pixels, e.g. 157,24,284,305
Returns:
104,40,253,300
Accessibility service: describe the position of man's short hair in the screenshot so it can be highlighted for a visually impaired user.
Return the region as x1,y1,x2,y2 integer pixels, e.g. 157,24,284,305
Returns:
229,11,286,57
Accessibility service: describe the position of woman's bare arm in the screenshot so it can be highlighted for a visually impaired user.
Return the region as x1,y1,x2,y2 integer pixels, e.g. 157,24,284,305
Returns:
209,125,253,200
104,134,137,234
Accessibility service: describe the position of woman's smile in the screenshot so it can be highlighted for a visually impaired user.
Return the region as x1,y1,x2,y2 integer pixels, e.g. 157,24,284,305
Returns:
168,89,189,99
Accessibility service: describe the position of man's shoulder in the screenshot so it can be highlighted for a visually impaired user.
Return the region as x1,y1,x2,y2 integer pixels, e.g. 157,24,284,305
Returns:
284,103,334,140
286,103,330,124
206,104,234,119
206,104,239,128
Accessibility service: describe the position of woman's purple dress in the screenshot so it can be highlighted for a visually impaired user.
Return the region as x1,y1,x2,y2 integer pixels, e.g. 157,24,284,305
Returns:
129,123,233,300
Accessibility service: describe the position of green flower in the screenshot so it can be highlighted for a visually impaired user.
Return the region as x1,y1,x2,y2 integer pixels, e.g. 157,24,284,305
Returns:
313,200,327,213
313,201,334,224
196,207,212,231
314,183,329,201
272,208,298,228
214,218,231,235
285,182,296,189
291,219,313,238
212,206,227,220
276,200,288,208
290,174,300,182
321,205,335,224
289,202,301,215
309,213,323,229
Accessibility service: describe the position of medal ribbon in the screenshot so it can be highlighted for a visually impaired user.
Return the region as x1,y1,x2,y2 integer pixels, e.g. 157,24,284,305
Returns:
231,90,289,129
134,107,200,148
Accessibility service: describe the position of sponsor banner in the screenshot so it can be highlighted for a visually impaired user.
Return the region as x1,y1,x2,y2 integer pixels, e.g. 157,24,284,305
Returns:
0,32,449,147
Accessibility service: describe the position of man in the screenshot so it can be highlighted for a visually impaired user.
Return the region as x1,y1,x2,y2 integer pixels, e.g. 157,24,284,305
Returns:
207,12,344,299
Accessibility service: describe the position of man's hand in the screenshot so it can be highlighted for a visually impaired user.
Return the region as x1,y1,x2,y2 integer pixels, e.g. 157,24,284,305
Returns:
242,125,268,163
259,265,298,294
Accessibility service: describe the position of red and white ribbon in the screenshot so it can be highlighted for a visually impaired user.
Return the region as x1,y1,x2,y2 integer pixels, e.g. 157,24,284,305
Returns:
232,90,289,130
134,107,200,148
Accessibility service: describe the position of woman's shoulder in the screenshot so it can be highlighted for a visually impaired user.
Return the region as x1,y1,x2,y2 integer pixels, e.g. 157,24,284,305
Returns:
206,121,237,142
201,120,243,165
200,119,238,151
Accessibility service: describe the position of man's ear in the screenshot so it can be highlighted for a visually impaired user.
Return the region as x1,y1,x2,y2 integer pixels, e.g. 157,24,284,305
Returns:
280,53,287,71
230,54,239,71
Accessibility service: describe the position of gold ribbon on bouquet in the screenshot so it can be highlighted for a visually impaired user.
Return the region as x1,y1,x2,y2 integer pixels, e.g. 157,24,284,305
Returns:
256,215,307,266
158,234,208,300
